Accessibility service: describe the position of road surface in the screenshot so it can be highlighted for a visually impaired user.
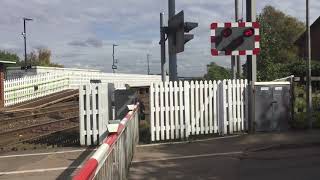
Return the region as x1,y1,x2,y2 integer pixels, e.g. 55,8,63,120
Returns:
129,131,320,180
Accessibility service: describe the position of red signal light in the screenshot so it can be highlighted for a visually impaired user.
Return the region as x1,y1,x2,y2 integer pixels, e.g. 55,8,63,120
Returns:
222,28,232,38
243,28,254,37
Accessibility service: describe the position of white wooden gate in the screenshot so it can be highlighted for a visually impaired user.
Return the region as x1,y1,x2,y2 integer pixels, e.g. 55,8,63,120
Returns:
150,80,248,142
79,84,109,146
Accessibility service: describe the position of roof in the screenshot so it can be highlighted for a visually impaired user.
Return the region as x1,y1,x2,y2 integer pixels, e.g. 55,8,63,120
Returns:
295,16,320,45
0,60,16,64
311,16,320,29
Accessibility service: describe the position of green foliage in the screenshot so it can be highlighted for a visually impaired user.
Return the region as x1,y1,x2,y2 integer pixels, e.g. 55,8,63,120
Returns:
0,50,22,66
204,62,231,80
28,48,64,68
246,6,306,81
292,112,320,129
0,49,63,68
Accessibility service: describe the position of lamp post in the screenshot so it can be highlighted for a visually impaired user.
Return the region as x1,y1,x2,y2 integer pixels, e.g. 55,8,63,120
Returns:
112,44,119,73
22,17,33,70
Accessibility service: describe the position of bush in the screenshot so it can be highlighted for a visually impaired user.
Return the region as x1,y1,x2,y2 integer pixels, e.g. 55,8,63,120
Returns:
139,120,151,144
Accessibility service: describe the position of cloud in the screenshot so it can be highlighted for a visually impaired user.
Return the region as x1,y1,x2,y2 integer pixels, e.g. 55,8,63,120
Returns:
86,38,103,48
0,0,319,77
68,38,103,48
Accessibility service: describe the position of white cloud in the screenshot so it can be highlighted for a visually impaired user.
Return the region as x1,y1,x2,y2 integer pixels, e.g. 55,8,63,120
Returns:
0,0,319,77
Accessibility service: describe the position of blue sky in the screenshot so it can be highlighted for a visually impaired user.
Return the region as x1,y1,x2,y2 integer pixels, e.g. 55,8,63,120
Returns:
0,0,319,77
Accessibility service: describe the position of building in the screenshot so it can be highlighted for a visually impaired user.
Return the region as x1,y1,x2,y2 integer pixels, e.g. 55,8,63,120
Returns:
295,16,320,61
0,60,16,108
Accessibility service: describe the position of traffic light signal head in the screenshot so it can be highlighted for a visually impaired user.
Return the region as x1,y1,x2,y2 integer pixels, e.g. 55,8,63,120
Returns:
168,11,198,54
210,22,260,56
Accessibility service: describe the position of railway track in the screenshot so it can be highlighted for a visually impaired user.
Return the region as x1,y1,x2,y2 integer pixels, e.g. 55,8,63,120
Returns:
0,89,80,152
4,89,79,110
0,101,78,116
0,107,78,132
0,116,79,149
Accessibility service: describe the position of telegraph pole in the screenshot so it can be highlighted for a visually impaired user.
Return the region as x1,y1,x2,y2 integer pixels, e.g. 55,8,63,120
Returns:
160,12,166,81
246,0,257,132
306,0,313,129
168,0,178,81
147,54,150,75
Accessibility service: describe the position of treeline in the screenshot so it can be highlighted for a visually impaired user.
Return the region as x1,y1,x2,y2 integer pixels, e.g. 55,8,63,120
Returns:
0,48,63,68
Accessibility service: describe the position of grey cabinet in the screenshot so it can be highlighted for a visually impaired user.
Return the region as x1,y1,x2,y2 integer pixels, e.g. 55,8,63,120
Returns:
254,82,291,132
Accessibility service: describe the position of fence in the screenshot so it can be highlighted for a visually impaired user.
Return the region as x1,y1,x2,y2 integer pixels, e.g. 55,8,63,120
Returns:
68,72,163,89
73,104,139,180
79,84,110,146
4,73,69,107
3,71,162,107
149,80,248,142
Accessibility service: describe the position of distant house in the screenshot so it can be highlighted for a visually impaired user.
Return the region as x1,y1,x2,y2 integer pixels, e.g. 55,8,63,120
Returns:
295,16,320,61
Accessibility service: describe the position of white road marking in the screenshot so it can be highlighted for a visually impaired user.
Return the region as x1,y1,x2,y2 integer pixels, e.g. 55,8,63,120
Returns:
0,166,81,175
137,135,242,147
0,149,96,159
132,151,244,163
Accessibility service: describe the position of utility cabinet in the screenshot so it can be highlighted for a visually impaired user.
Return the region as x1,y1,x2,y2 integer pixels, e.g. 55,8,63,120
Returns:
254,82,291,132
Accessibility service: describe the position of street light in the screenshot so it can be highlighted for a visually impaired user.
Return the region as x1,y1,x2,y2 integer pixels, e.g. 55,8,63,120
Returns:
112,44,119,73
22,17,33,70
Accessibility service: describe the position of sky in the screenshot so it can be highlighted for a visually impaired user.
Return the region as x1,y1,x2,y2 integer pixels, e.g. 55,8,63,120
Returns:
0,0,319,77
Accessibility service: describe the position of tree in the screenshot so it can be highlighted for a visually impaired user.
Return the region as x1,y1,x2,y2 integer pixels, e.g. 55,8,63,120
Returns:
28,48,63,67
0,50,22,66
204,62,231,80
0,48,63,68
245,6,305,81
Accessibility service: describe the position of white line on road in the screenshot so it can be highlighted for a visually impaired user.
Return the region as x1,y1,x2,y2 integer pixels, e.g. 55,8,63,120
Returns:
0,166,81,175
0,149,96,159
132,151,244,163
137,135,242,147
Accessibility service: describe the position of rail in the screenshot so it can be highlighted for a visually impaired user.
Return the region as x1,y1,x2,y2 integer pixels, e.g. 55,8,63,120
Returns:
73,103,139,180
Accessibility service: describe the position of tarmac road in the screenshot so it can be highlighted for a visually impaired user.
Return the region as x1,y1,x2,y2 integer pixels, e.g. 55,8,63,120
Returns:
0,147,94,180
129,131,320,180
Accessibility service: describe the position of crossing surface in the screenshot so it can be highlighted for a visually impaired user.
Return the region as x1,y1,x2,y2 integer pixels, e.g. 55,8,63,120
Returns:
0,147,94,180
129,131,320,180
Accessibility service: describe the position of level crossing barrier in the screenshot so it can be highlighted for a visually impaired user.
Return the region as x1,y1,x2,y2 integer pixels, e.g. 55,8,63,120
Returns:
73,103,139,180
